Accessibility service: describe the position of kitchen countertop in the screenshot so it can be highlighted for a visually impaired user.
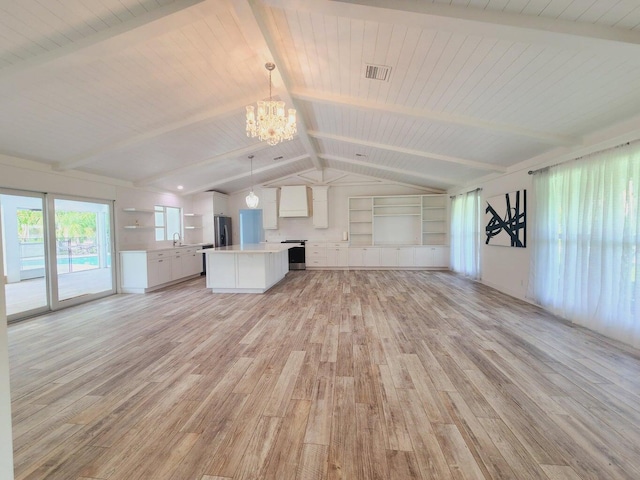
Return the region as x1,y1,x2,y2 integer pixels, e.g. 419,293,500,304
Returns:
119,243,211,253
198,243,294,254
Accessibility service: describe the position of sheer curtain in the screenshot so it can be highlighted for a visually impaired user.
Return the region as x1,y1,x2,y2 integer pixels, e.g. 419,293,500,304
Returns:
529,142,640,348
450,189,480,279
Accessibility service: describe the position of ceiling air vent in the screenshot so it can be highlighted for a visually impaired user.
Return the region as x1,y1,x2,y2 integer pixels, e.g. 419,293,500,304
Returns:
364,63,391,81
273,156,283,161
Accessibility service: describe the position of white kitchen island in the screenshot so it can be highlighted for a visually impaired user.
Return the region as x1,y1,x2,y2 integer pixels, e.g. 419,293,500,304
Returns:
199,243,292,293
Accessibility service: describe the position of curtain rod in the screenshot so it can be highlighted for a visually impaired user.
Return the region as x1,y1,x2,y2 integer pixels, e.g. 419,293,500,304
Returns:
528,141,631,175
450,187,482,198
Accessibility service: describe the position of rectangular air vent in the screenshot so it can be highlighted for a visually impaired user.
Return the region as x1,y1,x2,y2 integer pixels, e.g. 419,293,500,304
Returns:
364,63,391,81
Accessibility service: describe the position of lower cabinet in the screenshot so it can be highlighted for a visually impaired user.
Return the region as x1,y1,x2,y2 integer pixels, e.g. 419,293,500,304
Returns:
305,243,445,269
326,243,348,267
414,246,450,268
120,247,202,293
348,247,380,267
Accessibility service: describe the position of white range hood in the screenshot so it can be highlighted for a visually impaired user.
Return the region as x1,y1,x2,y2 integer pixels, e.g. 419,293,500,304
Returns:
279,185,309,217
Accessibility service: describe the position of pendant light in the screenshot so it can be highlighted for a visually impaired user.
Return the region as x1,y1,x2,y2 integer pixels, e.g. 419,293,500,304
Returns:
245,155,259,208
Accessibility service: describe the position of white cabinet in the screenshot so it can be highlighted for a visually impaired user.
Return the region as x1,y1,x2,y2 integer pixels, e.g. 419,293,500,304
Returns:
120,247,202,293
261,188,279,230
306,242,348,268
171,251,183,281
325,243,348,267
312,186,329,229
205,249,290,293
306,242,327,267
212,192,230,216
349,247,380,267
415,246,450,268
183,248,202,276
379,247,415,267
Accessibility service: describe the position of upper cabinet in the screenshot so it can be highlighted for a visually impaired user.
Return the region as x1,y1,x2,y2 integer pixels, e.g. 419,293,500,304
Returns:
261,188,279,230
311,186,329,229
212,192,229,216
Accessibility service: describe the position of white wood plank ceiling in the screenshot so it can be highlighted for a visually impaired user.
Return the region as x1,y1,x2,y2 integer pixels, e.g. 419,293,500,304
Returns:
1,0,640,194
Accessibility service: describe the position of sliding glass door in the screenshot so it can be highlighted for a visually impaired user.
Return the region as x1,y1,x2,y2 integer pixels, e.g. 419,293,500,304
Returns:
0,191,49,319
50,197,114,306
1,190,115,321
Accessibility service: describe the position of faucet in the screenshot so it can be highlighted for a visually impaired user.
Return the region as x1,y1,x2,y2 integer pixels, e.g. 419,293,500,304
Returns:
172,232,182,247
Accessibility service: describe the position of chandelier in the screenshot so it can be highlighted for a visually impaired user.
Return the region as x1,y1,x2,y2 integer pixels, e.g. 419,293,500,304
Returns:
245,155,259,208
246,63,297,146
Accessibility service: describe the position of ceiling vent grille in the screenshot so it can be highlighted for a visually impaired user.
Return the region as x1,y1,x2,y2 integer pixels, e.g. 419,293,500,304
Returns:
364,64,391,81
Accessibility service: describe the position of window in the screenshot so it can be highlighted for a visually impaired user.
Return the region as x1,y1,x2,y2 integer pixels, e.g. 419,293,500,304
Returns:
529,142,640,348
450,189,481,279
154,205,182,241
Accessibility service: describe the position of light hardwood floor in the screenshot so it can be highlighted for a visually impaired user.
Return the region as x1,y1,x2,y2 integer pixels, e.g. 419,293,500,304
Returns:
8,270,640,480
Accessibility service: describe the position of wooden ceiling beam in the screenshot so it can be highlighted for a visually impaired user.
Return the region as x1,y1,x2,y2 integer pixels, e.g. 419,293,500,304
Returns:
296,89,578,147
135,142,272,188
0,0,211,85
56,92,268,172
309,130,507,173
183,154,310,195
266,0,640,58
320,153,454,189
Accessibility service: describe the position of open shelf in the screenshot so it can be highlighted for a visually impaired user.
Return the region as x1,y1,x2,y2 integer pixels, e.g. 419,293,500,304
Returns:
348,194,449,246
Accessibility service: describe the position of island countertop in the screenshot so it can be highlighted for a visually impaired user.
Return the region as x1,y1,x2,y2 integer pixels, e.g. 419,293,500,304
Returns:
198,243,293,254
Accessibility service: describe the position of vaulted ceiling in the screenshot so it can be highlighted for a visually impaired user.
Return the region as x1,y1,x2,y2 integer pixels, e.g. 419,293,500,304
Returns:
2,0,640,195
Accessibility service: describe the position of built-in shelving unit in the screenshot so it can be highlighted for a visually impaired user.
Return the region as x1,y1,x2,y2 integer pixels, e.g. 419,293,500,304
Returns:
348,194,448,246
422,195,447,245
348,197,373,246
373,196,421,245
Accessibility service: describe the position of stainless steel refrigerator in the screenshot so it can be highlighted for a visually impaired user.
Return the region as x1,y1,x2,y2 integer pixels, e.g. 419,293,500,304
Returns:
214,215,232,247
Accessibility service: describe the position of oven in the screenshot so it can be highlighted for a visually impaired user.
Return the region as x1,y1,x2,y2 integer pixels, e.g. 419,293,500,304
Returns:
281,240,306,270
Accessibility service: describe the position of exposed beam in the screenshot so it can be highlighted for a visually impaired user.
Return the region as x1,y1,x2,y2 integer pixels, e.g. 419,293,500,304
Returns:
320,153,454,190
135,142,271,187
309,130,506,173
265,0,640,58
56,92,268,171
230,0,323,170
0,0,212,85
184,154,310,195
295,89,578,147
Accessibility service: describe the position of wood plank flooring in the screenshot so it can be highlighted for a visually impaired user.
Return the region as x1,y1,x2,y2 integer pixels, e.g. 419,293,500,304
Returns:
8,270,640,480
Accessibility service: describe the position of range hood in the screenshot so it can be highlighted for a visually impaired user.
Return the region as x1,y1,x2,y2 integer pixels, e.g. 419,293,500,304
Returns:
279,185,309,217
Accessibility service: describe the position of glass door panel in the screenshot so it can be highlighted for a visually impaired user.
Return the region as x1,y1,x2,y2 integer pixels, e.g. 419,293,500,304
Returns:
52,198,114,303
0,192,49,318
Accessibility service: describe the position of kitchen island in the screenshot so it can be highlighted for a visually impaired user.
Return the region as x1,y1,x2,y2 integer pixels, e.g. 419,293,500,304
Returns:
199,243,292,293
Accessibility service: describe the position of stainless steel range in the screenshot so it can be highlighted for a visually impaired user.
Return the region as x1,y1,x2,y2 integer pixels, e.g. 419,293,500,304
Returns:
281,240,306,270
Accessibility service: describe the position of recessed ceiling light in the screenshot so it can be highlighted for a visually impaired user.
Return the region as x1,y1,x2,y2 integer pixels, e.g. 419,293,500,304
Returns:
177,185,184,190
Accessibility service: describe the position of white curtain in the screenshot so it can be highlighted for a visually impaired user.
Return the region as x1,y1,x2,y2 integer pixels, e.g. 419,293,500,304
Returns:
450,189,480,279
529,142,640,348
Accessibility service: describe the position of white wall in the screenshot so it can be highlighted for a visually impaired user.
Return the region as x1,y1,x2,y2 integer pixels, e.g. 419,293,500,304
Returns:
0,154,118,200
116,188,192,251
477,170,532,300
0,219,15,479
229,184,429,243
